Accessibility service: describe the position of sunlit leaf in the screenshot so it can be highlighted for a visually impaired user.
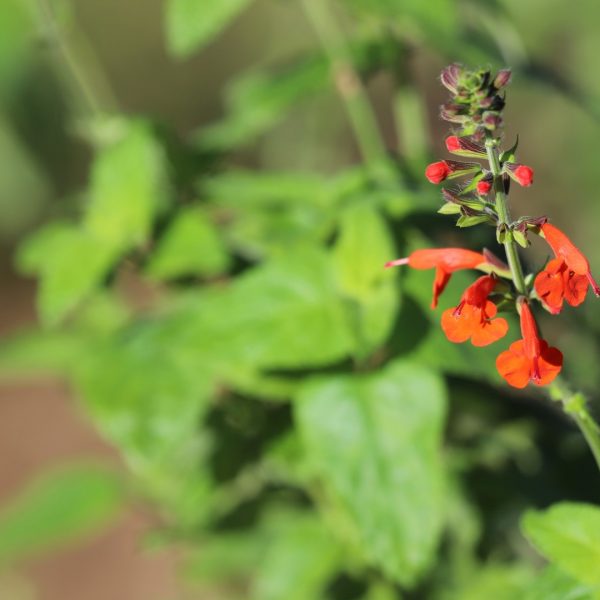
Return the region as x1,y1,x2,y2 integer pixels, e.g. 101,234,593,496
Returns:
524,566,600,600
522,503,600,586
295,359,447,586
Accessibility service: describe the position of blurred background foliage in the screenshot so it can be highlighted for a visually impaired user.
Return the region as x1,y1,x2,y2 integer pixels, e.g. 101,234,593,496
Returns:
2,0,600,598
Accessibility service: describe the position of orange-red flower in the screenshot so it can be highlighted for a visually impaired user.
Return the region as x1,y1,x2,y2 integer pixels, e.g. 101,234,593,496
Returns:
441,275,508,346
496,299,562,388
534,222,600,314
386,248,485,308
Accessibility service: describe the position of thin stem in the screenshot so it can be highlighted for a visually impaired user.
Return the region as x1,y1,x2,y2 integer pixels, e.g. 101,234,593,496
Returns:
35,0,116,118
550,379,600,471
301,0,393,184
485,137,527,294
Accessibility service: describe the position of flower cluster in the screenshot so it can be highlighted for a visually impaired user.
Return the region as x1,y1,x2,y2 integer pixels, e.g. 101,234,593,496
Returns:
386,64,599,389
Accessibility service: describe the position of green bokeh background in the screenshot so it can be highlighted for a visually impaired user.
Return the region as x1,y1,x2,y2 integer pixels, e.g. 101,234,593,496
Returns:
2,0,600,598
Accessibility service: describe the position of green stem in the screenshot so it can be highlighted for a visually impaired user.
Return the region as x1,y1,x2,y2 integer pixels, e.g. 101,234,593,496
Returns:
300,0,392,184
485,137,527,294
35,0,116,118
550,379,600,471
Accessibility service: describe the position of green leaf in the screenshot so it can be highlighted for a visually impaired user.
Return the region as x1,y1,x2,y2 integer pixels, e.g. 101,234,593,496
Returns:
438,203,462,215
145,207,230,280
252,513,341,600
17,224,116,326
0,465,124,564
295,359,447,586
84,120,169,252
524,566,600,600
332,202,398,353
333,203,395,301
522,503,600,586
166,0,253,58
178,246,356,370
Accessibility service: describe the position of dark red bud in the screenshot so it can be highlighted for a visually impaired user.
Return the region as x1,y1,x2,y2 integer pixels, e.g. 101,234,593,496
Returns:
441,63,462,94
494,69,512,89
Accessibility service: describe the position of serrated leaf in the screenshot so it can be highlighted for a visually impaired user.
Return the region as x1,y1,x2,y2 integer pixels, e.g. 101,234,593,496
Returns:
146,207,230,280
522,503,600,586
295,359,447,586
0,465,124,564
166,0,254,58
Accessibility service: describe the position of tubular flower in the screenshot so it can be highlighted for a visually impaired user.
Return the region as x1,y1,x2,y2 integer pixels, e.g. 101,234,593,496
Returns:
534,222,600,313
496,299,563,388
504,162,534,187
441,275,508,346
425,160,480,184
385,248,485,308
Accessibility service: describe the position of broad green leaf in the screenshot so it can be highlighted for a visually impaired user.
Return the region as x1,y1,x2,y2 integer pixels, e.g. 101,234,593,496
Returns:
252,513,341,600
17,224,116,326
522,503,600,586
333,202,398,353
166,0,253,58
0,465,124,564
177,246,356,370
295,359,447,586
146,207,230,280
524,566,600,600
333,203,395,301
84,120,169,252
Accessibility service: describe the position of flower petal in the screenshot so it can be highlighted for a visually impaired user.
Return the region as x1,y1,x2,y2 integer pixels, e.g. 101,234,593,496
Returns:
440,305,476,343
496,341,530,388
471,316,508,347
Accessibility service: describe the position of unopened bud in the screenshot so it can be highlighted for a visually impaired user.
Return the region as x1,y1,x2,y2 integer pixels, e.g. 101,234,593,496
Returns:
493,69,512,89
505,162,534,187
440,63,462,95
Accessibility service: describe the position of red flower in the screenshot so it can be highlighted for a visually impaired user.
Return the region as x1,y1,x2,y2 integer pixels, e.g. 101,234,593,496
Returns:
425,161,451,184
505,163,534,187
534,222,600,313
386,248,485,308
496,299,562,388
441,275,508,346
476,179,492,195
445,136,486,158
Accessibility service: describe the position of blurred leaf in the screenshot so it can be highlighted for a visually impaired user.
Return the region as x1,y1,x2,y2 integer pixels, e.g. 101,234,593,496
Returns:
17,223,116,326
295,359,447,586
178,246,356,370
84,120,169,252
333,202,398,353
146,206,230,280
447,563,534,600
524,566,600,600
166,0,253,58
0,465,124,564
522,503,600,586
0,0,34,95
198,54,329,150
252,512,341,600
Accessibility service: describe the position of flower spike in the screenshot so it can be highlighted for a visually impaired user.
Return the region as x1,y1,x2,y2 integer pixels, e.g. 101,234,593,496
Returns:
496,299,563,388
441,275,508,346
386,248,486,308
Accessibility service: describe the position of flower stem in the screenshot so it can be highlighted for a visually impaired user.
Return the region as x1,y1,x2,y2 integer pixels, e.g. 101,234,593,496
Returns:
485,136,527,295
300,0,393,185
550,379,600,472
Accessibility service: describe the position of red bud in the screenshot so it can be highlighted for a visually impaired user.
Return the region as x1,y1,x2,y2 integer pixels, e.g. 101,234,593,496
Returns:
505,163,534,187
425,161,451,184
477,180,492,195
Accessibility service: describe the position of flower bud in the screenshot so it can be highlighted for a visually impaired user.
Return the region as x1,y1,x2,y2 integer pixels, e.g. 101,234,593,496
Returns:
505,163,534,187
476,179,492,195
440,63,462,95
425,161,451,184
483,112,502,130
493,69,512,89
445,135,486,157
